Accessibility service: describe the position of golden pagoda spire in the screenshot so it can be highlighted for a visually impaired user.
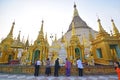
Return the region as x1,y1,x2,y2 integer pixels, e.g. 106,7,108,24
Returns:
36,20,44,41
45,32,49,46
17,31,21,42
72,21,76,36
54,34,57,42
25,35,29,48
7,21,15,38
39,20,44,35
73,2,79,17
97,19,106,33
111,19,119,36
61,31,65,43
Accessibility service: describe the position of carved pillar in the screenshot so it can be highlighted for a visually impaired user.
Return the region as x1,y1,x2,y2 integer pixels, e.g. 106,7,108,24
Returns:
67,47,69,59
73,46,75,59
70,46,73,60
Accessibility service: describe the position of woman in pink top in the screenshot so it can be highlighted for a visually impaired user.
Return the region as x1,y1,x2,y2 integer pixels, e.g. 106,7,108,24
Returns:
65,58,71,76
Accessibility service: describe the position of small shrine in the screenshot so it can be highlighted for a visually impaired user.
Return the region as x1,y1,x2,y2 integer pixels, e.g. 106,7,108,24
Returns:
91,19,120,65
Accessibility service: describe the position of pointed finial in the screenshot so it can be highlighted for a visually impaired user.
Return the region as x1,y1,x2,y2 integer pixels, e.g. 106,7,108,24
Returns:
42,20,44,24
39,20,44,35
7,21,15,38
111,19,119,36
13,21,15,25
73,2,79,17
111,19,113,22
97,18,100,22
61,31,65,43
19,30,21,33
74,2,76,8
17,30,21,42
25,35,29,48
97,18,105,32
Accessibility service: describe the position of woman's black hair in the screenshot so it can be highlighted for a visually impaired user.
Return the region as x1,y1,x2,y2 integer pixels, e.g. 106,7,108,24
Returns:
115,61,120,68
47,58,49,60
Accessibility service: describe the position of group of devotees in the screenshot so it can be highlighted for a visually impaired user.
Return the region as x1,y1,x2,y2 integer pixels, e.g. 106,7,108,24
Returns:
34,58,83,77
34,57,120,80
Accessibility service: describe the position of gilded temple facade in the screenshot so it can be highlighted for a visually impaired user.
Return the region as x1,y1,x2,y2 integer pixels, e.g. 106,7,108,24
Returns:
0,22,15,63
0,3,120,66
0,22,25,64
0,20,49,65
91,19,120,65
67,21,84,64
63,3,97,55
27,20,49,65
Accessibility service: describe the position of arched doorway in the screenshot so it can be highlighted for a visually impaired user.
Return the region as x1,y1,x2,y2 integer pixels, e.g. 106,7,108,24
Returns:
75,47,82,60
110,44,120,61
32,50,40,63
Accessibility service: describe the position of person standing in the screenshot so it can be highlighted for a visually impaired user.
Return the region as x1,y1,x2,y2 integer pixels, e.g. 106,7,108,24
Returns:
45,58,51,76
54,58,60,77
76,58,83,76
34,59,41,77
114,62,120,80
65,58,71,76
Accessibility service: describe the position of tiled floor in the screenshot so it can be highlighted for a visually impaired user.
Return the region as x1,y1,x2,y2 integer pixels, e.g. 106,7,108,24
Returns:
0,73,118,80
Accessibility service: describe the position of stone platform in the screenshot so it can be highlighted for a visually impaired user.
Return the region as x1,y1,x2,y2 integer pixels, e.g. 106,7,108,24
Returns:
0,73,118,80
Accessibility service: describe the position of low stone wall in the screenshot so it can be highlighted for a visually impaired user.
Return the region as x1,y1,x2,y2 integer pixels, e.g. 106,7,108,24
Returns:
0,65,116,76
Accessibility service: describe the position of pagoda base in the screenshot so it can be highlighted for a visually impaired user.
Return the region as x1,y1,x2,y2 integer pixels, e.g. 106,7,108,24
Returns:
0,65,116,75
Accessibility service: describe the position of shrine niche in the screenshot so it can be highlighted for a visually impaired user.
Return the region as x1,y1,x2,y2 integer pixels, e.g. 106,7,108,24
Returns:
67,22,84,64
32,49,40,62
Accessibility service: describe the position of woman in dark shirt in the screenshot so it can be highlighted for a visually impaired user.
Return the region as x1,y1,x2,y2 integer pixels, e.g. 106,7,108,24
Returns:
54,58,60,77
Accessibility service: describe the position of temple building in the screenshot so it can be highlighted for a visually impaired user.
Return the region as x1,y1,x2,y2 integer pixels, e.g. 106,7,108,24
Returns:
0,3,120,66
67,21,84,64
0,22,25,64
91,19,120,65
27,20,49,65
56,3,98,57
52,3,97,63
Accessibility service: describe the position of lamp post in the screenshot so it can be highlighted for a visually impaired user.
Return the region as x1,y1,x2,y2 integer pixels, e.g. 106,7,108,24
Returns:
50,34,53,40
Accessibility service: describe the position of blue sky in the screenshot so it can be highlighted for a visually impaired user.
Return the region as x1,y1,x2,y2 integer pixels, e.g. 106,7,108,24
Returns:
0,0,120,44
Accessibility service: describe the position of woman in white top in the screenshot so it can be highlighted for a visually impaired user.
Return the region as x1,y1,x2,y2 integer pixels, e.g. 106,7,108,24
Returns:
76,58,83,76
34,59,41,77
